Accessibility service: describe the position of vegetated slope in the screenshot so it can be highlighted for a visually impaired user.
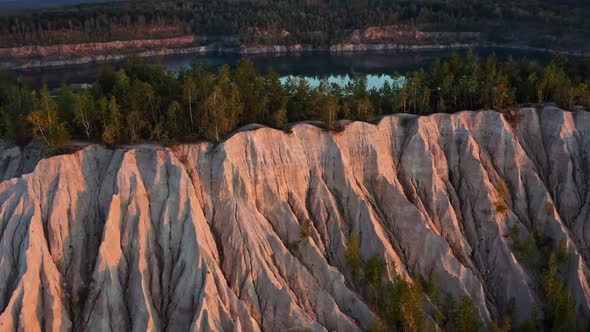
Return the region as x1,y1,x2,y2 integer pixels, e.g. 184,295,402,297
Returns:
1,0,589,53
0,107,589,331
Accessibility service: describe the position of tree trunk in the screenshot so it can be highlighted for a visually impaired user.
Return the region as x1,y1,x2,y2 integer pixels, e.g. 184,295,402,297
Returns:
188,93,194,129
37,125,50,147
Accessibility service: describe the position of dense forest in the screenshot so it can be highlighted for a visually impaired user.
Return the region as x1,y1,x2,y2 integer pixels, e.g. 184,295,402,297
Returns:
0,50,589,152
0,0,589,47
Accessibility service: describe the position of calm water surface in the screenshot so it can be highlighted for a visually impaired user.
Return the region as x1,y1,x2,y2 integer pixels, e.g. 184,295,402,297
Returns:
12,48,554,89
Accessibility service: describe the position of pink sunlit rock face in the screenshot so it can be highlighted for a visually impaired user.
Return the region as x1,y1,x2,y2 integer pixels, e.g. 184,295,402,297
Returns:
0,107,589,331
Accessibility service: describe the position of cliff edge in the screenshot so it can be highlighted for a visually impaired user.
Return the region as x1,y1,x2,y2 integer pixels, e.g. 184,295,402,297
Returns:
0,107,589,331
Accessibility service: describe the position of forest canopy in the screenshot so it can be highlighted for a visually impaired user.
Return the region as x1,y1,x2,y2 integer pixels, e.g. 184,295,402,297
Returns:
0,0,589,47
0,51,589,151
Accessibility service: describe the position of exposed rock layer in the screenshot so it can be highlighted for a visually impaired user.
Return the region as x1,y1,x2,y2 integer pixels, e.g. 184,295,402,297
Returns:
0,107,589,331
0,141,43,182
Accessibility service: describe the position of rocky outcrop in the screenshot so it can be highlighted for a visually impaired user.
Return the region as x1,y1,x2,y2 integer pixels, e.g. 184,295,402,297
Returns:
0,141,43,182
0,35,203,59
1,22,586,71
0,25,482,70
0,107,589,331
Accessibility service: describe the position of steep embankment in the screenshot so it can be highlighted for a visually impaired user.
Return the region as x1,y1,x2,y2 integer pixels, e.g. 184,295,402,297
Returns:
0,25,484,70
0,141,43,182
0,107,589,331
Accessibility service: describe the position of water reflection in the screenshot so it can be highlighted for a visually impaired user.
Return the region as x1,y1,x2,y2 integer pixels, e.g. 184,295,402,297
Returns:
11,48,553,89
280,74,403,90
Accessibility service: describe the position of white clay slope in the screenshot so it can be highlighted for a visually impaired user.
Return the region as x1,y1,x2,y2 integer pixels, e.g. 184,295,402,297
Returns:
0,107,589,331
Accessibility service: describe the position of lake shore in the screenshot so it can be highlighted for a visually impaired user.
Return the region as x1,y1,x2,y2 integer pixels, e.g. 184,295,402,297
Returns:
1,40,588,71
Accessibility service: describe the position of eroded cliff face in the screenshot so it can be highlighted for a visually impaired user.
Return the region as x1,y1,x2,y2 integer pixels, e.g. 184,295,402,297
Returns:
0,141,43,183
0,107,589,331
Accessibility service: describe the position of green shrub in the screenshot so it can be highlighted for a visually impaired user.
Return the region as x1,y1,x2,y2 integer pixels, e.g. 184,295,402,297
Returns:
367,319,388,332
287,241,300,253
509,225,521,243
361,254,426,332
489,318,511,332
419,272,440,305
346,232,363,279
509,224,547,268
496,181,508,199
300,220,311,238
365,255,387,309
391,277,425,332
514,318,542,332
509,225,577,330
427,272,440,305
542,254,576,331
495,201,509,214
439,294,482,332
494,182,510,214
456,296,482,332
555,239,569,268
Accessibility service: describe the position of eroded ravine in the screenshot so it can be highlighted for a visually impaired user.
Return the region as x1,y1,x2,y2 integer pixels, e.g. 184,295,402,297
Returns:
0,107,589,331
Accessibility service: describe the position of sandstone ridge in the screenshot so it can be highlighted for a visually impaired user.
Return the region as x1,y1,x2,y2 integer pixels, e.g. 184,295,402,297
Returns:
0,107,589,331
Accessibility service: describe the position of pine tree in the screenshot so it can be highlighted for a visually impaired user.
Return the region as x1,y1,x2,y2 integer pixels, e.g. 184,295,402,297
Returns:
235,59,267,124
346,232,363,280
346,74,373,121
113,69,130,100
394,278,425,332
456,295,482,332
3,77,35,144
164,101,180,138
57,84,76,123
542,254,576,331
266,69,285,117
0,106,15,141
365,255,386,311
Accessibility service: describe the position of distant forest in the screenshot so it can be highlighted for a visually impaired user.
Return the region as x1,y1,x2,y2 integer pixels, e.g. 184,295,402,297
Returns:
0,0,589,47
0,0,116,12
1,51,589,152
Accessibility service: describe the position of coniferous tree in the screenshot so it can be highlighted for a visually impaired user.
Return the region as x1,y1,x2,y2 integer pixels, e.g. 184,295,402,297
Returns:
346,74,374,121
113,69,131,102
346,232,363,280
542,253,576,331
57,84,76,124
164,101,181,139
235,59,267,124
456,295,482,332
